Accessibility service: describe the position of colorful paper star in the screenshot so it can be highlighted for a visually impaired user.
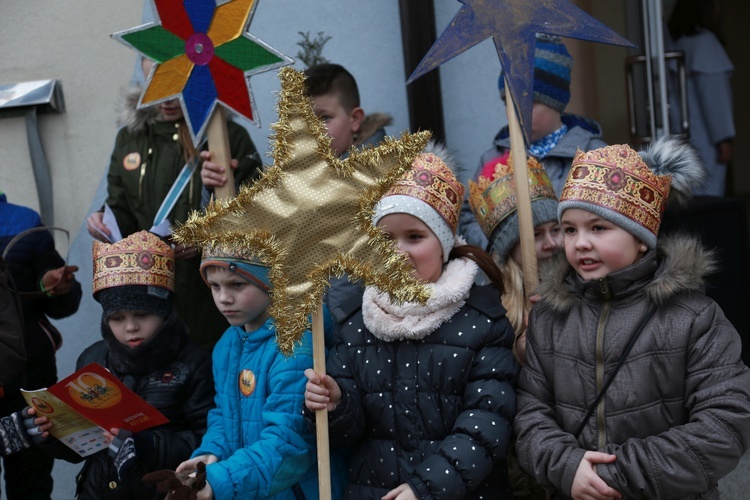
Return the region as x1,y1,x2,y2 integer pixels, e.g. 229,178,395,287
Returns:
174,67,431,354
407,0,634,141
112,0,292,146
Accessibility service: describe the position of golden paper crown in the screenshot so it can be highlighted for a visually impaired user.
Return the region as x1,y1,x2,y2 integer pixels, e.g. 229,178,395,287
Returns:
559,145,672,246
468,153,556,237
92,231,175,294
382,152,464,232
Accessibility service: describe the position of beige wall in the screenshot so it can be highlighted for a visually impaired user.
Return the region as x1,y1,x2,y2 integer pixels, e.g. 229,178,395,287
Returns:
1,2,141,252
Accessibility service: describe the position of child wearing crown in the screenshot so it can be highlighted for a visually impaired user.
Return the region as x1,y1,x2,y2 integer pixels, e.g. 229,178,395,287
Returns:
514,137,750,498
469,153,562,367
304,146,519,498
42,231,214,499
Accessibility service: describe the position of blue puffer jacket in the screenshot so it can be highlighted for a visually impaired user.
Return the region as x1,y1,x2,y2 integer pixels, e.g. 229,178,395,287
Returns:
193,319,319,499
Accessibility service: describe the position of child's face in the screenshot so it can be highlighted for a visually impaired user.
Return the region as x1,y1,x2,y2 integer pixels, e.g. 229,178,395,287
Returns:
141,59,184,122
377,213,444,283
561,208,646,280
205,267,270,332
530,102,563,142
107,311,165,349
510,221,563,265
311,93,363,157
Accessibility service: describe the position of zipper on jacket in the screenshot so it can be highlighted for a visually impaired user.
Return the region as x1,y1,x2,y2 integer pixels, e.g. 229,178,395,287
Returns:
138,147,153,202
595,278,611,450
238,332,250,449
138,162,147,202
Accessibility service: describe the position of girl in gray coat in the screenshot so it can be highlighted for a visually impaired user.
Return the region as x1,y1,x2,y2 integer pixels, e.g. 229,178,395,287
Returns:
514,136,750,499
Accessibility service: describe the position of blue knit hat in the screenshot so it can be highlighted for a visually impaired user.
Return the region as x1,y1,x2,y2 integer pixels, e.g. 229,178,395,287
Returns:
200,244,271,292
500,34,573,112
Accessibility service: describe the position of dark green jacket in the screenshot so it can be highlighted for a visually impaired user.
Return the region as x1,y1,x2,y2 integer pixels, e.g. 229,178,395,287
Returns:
104,104,261,349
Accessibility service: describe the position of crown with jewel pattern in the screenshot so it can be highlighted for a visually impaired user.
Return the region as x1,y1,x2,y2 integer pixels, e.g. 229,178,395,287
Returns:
559,144,673,248
92,231,174,294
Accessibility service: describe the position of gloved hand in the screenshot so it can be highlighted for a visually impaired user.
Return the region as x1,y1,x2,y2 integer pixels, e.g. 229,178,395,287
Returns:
20,407,48,445
108,429,137,482
142,461,207,500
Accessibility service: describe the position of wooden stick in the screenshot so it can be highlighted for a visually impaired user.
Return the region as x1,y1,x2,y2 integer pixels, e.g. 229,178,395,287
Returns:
505,80,539,295
206,107,236,201
312,301,332,499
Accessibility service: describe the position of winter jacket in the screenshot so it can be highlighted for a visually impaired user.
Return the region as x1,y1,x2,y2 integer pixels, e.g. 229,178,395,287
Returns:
459,114,606,248
103,91,262,349
323,257,519,499
0,194,81,389
514,235,750,499
0,257,24,387
49,312,214,500
192,320,320,499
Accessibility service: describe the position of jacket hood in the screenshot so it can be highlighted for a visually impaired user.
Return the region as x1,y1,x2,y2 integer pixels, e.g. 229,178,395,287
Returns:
119,87,161,134
354,112,392,148
538,233,717,313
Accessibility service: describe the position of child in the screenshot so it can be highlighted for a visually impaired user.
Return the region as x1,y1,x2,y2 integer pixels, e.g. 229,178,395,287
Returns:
468,153,562,365
303,62,392,158
514,136,750,498
304,148,519,498
300,62,394,320
46,231,214,499
460,34,607,248
176,244,323,499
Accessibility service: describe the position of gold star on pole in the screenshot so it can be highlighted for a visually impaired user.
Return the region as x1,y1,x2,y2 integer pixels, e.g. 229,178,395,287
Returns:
174,67,431,354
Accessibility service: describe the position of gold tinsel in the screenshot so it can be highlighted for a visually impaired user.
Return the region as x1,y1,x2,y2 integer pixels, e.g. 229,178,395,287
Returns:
174,67,431,355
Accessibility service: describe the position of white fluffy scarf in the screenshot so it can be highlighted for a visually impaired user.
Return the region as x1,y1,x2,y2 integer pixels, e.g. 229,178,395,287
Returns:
362,257,479,341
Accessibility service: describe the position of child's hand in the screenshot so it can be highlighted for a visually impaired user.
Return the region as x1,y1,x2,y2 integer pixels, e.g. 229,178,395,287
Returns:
22,407,52,442
570,451,621,500
86,211,111,241
195,480,213,500
304,368,341,412
382,483,418,500
200,150,238,188
102,427,120,445
41,265,79,296
176,454,218,474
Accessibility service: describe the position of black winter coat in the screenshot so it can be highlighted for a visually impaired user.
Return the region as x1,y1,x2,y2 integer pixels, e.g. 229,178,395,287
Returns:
48,313,214,500
326,284,518,499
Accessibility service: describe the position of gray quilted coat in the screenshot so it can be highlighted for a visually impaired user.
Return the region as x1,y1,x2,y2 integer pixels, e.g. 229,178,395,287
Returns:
514,235,750,499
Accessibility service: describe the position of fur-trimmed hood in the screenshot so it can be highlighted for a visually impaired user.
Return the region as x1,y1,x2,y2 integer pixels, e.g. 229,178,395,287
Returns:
118,87,160,134
353,112,392,148
537,233,717,313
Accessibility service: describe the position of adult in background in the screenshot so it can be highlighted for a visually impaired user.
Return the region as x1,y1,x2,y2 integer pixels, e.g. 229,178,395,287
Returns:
667,0,735,196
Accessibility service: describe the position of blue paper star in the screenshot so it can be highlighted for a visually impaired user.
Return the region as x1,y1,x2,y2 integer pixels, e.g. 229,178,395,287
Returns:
407,0,635,141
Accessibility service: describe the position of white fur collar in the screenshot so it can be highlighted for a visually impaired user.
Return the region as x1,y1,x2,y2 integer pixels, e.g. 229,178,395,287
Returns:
362,257,478,341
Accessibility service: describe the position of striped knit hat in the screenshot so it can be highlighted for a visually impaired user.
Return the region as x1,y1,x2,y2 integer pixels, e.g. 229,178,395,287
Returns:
500,34,573,112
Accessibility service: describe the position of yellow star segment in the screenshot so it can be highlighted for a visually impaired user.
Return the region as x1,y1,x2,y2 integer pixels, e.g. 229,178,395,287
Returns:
209,0,255,45
142,56,192,105
174,68,432,354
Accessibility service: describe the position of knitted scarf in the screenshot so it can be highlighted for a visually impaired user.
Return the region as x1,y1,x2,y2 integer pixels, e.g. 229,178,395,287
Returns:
362,257,478,341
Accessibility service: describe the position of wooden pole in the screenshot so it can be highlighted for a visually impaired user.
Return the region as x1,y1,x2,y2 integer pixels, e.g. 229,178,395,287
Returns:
206,107,236,201
312,301,332,499
505,80,539,295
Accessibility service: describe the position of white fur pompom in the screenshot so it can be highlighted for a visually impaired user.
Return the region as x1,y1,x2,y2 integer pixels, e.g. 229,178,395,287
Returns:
638,136,706,205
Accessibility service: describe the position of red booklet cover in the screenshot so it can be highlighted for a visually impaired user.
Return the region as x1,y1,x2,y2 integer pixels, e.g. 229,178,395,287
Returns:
47,362,169,432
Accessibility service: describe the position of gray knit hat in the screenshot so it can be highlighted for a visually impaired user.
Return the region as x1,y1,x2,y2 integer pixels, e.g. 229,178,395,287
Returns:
500,34,573,112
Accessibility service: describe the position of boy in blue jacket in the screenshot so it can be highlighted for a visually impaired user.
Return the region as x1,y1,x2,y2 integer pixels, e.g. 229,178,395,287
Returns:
177,245,322,499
